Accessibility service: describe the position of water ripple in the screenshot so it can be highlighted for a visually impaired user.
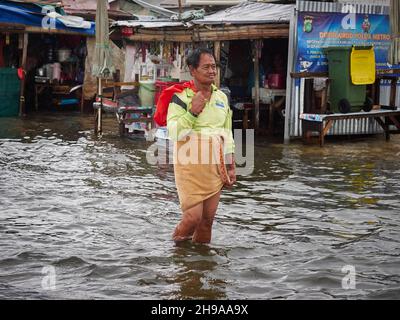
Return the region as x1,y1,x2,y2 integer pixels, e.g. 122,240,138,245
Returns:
0,115,399,299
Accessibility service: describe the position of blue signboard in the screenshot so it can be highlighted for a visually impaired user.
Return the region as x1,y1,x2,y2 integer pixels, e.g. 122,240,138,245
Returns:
296,12,392,73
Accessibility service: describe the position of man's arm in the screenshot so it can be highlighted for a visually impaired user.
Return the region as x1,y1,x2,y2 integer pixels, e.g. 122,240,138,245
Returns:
223,105,236,186
166,97,197,141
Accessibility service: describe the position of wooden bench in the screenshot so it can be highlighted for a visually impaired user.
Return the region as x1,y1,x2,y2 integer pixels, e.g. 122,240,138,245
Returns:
300,109,400,146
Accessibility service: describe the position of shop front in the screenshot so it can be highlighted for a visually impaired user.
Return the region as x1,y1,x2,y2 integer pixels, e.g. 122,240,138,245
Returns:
110,1,293,138
28,34,88,113
0,0,94,117
286,0,400,143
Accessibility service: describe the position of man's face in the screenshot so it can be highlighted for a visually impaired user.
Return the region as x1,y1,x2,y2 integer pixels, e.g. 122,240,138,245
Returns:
190,53,217,85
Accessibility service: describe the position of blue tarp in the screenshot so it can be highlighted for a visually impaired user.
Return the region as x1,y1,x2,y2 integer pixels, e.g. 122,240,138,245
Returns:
0,1,95,36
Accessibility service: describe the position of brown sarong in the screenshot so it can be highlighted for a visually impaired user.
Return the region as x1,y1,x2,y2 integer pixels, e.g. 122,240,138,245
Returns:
173,134,229,212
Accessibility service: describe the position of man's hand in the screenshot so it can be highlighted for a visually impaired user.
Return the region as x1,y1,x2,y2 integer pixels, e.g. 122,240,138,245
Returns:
224,153,236,188
226,167,236,188
191,92,207,115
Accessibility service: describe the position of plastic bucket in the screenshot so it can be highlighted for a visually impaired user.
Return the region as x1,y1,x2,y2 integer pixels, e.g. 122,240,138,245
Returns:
53,63,61,82
267,73,285,89
139,82,155,107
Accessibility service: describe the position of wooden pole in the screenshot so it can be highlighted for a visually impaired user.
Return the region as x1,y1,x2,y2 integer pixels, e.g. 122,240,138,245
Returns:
284,7,296,144
254,40,261,130
214,41,221,88
19,33,28,116
390,78,397,107
96,77,102,134
178,0,182,20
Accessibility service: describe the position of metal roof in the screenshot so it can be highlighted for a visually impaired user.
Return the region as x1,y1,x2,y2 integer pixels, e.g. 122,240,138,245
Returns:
7,0,62,5
61,0,133,20
129,0,176,17
112,20,183,28
192,2,294,25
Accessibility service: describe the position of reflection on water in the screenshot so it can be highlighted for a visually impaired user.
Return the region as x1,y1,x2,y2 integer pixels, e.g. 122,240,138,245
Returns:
0,113,399,299
169,242,227,300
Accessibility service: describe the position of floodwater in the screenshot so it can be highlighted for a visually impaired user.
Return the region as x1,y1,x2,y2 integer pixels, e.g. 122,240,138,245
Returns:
0,113,399,300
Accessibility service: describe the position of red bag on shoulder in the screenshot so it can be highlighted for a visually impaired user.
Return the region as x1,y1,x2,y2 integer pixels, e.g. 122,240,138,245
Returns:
153,80,197,127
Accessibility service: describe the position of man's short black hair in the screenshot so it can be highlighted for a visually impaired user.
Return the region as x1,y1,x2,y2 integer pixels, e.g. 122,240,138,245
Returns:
186,47,214,69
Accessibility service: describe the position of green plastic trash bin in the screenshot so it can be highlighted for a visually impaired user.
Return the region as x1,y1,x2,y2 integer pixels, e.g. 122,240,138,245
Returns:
323,46,374,114
0,68,20,117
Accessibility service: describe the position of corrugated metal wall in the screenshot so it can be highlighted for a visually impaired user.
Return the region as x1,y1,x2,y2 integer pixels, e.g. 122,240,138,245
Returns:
286,0,393,139
380,79,400,107
388,0,400,65
337,0,390,7
397,80,400,107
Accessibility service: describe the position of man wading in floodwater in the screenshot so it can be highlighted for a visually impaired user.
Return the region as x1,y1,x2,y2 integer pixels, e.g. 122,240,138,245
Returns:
155,48,236,244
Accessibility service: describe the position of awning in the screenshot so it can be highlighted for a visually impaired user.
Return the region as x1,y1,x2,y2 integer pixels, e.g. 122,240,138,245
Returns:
0,0,95,35
112,20,184,28
192,2,294,25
